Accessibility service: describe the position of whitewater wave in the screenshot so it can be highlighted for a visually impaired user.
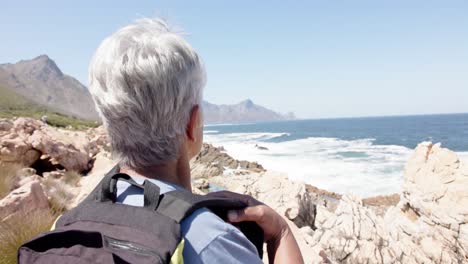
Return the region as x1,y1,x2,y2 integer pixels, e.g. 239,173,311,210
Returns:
204,122,254,127
204,132,413,197
203,130,219,134
458,152,468,162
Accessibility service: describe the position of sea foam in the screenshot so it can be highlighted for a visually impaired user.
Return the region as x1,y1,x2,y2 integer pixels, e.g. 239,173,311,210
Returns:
204,131,413,197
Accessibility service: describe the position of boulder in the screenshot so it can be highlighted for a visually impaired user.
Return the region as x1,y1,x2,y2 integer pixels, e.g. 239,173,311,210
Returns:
190,143,265,178
43,171,65,180
310,195,393,263
307,143,468,263
210,171,316,229
72,152,116,207
192,178,210,190
383,142,468,263
0,119,41,165
0,178,50,221
0,117,95,172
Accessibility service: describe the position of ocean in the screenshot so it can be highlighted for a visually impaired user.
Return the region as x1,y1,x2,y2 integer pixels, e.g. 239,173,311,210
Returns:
203,113,468,197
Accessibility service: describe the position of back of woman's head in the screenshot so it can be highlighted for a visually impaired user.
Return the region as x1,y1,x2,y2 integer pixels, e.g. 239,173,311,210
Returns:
88,18,206,169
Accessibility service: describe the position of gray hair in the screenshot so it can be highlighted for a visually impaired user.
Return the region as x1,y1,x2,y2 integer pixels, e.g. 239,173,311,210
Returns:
88,18,206,168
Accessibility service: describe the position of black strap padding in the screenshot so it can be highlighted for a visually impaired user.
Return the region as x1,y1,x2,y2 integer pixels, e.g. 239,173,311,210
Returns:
142,180,161,211
99,166,160,210
156,190,246,223
157,190,265,258
84,166,264,257
20,230,104,252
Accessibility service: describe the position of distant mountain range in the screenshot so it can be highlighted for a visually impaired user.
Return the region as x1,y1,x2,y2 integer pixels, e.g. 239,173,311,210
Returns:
202,99,294,124
0,55,295,124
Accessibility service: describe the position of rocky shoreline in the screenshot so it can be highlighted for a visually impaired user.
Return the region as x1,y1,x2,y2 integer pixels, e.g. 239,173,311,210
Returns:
1,117,467,263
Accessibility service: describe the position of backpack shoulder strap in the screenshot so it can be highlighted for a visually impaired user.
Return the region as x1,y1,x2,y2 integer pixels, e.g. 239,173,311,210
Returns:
156,190,246,223
157,190,264,258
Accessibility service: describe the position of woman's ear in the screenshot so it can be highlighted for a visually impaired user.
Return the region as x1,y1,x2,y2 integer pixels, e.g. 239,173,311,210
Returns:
186,105,201,141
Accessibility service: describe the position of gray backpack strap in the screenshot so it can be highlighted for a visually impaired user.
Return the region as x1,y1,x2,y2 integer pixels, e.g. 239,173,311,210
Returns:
157,190,264,258
156,190,246,223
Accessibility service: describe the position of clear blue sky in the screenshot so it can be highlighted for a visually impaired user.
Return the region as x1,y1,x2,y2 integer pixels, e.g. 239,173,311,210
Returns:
1,0,467,118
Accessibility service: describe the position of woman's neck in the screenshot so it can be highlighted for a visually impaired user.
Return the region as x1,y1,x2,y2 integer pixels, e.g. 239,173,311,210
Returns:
120,154,192,191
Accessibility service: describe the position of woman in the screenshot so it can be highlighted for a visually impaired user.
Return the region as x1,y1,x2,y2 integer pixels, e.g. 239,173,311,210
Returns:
88,18,303,264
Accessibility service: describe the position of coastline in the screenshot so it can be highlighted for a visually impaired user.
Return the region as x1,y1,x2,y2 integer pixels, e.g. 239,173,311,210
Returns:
191,143,401,213
1,117,467,263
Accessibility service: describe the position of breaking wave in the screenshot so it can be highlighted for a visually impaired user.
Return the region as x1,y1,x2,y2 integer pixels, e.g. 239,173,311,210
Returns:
204,131,413,197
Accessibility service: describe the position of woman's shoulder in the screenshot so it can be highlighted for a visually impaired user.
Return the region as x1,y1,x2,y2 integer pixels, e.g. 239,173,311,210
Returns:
180,207,261,263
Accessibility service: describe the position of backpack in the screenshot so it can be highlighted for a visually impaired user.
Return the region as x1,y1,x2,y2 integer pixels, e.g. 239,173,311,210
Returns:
18,166,264,263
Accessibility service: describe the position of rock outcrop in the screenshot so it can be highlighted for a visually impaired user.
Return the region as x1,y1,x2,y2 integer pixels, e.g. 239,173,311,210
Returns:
190,143,265,178
0,176,49,221
210,172,325,263
307,142,468,263
211,172,317,229
0,117,99,172
208,142,468,263
2,117,466,264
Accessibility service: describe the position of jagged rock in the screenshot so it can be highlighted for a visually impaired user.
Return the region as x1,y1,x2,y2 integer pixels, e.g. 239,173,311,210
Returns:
190,143,265,178
0,178,49,221
192,178,210,190
17,167,37,177
0,119,41,165
27,127,90,172
72,152,116,207
383,142,468,263
87,126,110,153
210,171,317,229
307,143,468,263
0,117,95,172
43,171,65,180
310,194,392,263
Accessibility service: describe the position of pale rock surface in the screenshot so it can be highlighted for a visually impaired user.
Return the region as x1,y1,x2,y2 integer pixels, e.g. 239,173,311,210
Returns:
383,142,468,263
308,142,468,263
210,171,328,263
210,171,317,232
309,194,393,263
190,143,265,178
0,118,41,165
0,178,49,221
192,178,210,190
72,151,116,207
0,117,96,171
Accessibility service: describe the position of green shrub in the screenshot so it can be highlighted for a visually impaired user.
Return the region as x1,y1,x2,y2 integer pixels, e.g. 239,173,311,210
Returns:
0,109,99,130
0,210,56,264
0,85,100,130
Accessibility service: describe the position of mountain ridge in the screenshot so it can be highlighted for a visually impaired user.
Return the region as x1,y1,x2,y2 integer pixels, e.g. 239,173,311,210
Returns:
202,99,295,124
0,55,295,124
0,55,98,120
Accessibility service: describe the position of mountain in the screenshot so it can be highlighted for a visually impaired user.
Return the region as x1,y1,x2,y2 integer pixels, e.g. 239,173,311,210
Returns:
0,55,294,125
202,99,295,124
0,55,99,120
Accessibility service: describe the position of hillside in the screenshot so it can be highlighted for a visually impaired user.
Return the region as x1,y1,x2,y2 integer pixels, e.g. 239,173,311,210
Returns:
0,55,99,121
0,85,97,129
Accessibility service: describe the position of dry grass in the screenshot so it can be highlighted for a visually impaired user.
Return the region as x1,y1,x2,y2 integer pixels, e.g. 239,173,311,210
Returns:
62,170,81,186
42,170,81,214
0,210,57,264
0,164,82,263
0,162,22,199
42,177,75,215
